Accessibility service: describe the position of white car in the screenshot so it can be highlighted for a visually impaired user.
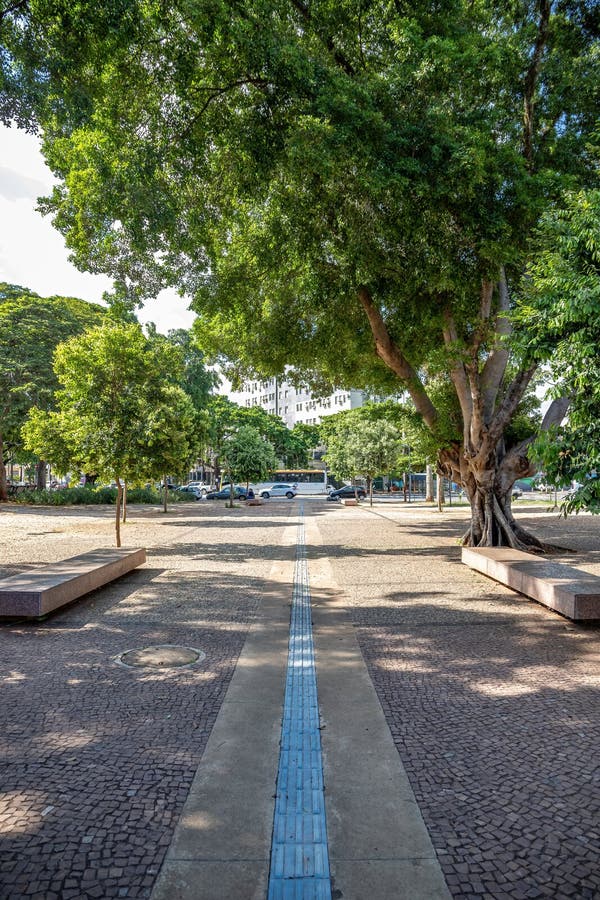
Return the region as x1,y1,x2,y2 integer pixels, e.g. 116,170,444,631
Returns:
259,483,297,499
185,481,213,496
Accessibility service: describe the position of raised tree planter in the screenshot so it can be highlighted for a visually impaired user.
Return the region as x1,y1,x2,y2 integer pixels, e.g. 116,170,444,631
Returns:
462,546,600,622
0,548,146,618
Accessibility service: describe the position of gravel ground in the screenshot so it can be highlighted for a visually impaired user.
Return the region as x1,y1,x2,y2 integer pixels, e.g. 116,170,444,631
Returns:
314,502,600,900
0,500,291,900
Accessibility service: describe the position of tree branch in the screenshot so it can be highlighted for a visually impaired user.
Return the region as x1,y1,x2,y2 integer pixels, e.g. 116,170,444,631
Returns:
481,362,538,458
540,395,570,430
523,0,551,170
465,360,485,453
481,268,511,422
470,280,494,362
495,396,570,494
290,0,355,75
175,76,274,142
358,286,439,431
442,308,472,451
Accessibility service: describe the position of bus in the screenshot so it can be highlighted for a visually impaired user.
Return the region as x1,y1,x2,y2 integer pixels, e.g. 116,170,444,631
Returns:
261,469,330,495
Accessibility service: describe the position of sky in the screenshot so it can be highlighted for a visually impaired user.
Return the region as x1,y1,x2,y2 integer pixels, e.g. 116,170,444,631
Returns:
0,123,196,334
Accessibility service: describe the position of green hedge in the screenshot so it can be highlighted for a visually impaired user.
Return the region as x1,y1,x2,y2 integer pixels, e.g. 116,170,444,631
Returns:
10,486,192,505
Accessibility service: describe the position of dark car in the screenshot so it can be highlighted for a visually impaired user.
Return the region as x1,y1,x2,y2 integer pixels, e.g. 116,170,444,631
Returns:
327,485,367,501
205,485,248,500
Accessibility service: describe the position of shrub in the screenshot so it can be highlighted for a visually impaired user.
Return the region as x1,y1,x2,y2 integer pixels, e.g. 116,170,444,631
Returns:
10,486,192,505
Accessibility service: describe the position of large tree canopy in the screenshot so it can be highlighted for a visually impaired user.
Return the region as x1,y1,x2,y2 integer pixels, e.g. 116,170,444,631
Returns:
2,1,599,546
0,283,104,498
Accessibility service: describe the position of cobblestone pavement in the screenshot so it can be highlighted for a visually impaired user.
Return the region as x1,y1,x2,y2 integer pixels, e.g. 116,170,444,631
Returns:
315,504,600,900
0,502,291,900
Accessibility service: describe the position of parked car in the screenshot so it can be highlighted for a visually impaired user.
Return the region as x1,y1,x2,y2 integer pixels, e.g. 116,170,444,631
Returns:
327,485,367,501
259,483,297,499
176,485,203,500
186,481,213,495
513,478,535,492
205,485,248,500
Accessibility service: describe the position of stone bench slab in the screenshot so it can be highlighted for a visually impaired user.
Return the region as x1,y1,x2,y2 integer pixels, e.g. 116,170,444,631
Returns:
0,548,146,618
462,546,600,621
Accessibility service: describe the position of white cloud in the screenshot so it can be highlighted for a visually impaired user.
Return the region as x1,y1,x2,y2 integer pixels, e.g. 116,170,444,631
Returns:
0,125,196,334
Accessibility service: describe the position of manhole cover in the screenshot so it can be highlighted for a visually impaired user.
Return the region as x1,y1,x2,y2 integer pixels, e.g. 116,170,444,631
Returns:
118,644,205,668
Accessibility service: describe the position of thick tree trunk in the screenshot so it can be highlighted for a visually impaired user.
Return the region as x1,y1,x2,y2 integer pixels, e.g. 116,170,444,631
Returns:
439,443,546,551
122,481,127,523
359,281,570,552
0,432,7,502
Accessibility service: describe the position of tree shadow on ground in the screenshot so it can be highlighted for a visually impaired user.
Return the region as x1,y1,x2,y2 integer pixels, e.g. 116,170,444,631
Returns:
147,538,464,566
334,594,600,898
0,565,291,899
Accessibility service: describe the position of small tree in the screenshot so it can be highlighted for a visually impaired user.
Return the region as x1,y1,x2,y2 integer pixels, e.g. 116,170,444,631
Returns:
23,322,196,545
325,430,361,498
221,426,277,508
326,420,402,505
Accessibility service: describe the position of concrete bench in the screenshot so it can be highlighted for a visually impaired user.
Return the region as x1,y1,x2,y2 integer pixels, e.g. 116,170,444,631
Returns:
0,548,146,618
340,498,359,506
462,547,600,622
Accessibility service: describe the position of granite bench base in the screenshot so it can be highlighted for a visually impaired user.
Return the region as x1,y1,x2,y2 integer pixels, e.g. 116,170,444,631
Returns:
462,546,600,622
340,498,359,506
0,548,146,618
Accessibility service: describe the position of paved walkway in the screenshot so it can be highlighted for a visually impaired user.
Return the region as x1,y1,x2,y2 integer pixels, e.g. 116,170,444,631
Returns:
0,500,599,899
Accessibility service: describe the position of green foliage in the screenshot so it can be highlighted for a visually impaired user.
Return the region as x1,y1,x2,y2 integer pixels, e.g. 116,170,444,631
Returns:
2,3,597,387
325,418,403,483
167,328,219,410
0,284,104,479
291,423,321,453
231,405,310,466
525,189,600,514
137,384,199,484
22,407,74,478
23,321,198,511
10,485,187,505
515,189,600,366
222,425,277,486
205,395,313,469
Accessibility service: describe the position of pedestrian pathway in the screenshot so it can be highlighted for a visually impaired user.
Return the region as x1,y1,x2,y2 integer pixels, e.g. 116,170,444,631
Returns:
267,508,331,898
151,507,450,899
3,501,600,899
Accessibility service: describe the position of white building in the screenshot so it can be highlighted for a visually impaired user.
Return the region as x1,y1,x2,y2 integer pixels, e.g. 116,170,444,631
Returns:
228,376,366,428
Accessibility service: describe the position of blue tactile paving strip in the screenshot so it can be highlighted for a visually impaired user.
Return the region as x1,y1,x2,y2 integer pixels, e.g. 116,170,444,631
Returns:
267,507,332,900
